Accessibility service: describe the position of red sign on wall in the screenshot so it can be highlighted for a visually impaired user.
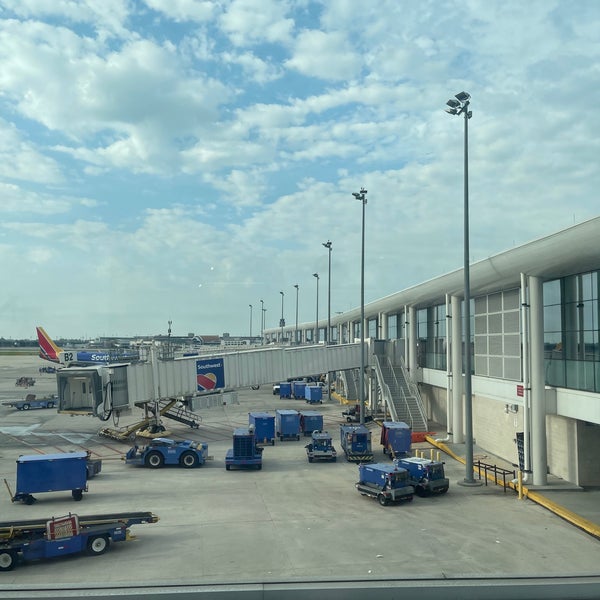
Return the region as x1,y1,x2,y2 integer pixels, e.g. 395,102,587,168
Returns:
516,384,524,397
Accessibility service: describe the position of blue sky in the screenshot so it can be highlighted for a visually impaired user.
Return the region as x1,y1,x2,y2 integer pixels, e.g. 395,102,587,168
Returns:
0,0,598,340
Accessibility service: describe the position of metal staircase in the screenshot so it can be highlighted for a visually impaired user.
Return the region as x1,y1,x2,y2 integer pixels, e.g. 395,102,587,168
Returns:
99,398,201,441
374,355,428,432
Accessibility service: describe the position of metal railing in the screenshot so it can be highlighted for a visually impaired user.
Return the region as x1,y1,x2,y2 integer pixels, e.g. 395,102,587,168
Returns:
372,355,398,422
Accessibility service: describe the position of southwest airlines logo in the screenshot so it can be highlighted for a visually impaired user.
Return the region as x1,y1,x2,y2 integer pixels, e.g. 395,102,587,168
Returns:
196,358,225,391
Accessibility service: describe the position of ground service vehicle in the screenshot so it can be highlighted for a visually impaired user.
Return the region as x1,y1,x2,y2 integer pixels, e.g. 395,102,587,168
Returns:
305,385,323,404
299,410,323,436
340,424,373,462
226,428,263,470
8,451,101,505
3,394,57,410
305,430,337,462
125,438,208,468
15,377,35,388
394,456,450,496
276,409,301,441
355,463,414,506
342,404,373,423
380,421,411,458
0,511,159,571
249,412,275,446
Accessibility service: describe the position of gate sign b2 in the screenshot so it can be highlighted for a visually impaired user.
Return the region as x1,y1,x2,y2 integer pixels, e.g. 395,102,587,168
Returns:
196,358,225,392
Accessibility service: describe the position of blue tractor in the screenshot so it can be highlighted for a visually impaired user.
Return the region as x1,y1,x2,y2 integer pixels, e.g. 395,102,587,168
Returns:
125,438,208,469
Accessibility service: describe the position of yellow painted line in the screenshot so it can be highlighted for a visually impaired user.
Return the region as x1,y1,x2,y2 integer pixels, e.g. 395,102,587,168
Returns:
424,436,600,540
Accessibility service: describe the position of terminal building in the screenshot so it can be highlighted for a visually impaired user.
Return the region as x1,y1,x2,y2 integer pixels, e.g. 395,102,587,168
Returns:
265,216,600,488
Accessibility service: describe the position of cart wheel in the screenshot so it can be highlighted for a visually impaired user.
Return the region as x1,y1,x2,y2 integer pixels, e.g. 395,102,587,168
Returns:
22,404,30,410
0,550,17,571
87,534,110,556
378,494,389,506
308,456,313,463
226,464,231,470
72,489,83,501
256,464,262,470
180,451,199,468
145,451,164,469
47,401,55,408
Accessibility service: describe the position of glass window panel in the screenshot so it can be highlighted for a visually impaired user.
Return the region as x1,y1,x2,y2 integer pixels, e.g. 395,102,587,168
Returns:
544,304,562,331
544,279,561,306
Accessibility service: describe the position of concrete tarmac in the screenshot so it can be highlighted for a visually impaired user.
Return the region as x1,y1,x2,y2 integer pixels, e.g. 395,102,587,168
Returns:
0,354,599,598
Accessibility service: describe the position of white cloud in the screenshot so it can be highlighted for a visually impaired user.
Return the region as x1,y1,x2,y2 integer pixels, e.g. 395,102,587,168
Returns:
285,29,362,80
0,0,133,39
219,0,294,47
0,182,96,215
0,120,64,184
142,0,216,22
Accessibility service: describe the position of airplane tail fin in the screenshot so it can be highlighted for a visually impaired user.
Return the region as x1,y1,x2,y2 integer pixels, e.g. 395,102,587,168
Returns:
36,326,62,363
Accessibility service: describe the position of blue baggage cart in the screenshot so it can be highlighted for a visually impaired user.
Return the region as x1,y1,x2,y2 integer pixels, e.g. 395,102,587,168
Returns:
291,381,306,399
276,409,301,441
305,385,323,404
279,382,292,398
12,451,94,504
300,410,323,436
249,412,275,446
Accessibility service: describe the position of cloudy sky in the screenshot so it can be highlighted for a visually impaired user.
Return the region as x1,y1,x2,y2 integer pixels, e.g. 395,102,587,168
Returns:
0,0,598,340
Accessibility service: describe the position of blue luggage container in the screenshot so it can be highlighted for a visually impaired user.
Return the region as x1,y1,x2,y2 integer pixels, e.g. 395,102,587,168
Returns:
249,412,275,446
300,410,323,436
279,382,292,398
13,451,91,504
380,421,412,458
291,381,306,399
305,385,323,404
276,409,301,441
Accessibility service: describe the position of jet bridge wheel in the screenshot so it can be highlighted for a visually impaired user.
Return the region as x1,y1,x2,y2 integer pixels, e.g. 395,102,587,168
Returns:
145,451,164,469
180,451,199,468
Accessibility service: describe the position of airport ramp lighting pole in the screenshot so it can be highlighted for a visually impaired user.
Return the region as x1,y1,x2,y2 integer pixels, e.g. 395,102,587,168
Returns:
294,284,299,344
352,188,367,425
260,299,264,343
279,291,285,344
446,91,478,486
313,273,320,343
249,304,253,338
322,241,332,344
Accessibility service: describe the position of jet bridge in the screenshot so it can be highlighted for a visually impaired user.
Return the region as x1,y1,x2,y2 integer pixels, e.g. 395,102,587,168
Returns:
55,343,364,419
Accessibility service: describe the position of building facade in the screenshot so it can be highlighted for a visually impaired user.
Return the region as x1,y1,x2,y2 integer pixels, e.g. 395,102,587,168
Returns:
268,217,600,486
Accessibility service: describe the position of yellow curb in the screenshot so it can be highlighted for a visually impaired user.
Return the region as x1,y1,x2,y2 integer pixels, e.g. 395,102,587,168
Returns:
424,436,600,540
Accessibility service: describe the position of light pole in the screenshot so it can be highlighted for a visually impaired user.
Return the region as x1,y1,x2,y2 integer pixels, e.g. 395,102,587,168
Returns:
249,304,253,339
352,188,367,425
279,291,285,343
313,273,319,343
322,241,332,344
446,90,477,486
260,299,264,343
294,284,299,344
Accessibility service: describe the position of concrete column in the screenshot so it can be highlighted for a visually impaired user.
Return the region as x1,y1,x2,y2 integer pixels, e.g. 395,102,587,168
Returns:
380,312,388,339
408,306,417,376
451,295,464,443
530,276,548,485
